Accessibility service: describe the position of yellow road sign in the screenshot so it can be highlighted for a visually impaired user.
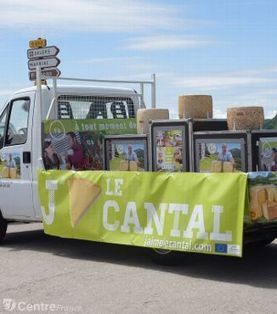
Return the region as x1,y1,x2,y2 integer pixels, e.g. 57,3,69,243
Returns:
29,38,47,49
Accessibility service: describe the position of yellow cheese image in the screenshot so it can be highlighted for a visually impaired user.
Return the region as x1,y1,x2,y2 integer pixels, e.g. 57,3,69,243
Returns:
265,186,277,202
249,186,264,220
223,161,234,172
211,160,222,172
68,178,101,227
119,160,129,171
9,168,17,179
262,201,277,221
129,161,138,171
257,188,267,205
2,167,10,178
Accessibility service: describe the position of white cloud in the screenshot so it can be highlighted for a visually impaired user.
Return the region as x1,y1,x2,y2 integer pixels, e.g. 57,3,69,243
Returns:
172,75,276,90
76,57,142,64
126,35,214,51
0,0,184,33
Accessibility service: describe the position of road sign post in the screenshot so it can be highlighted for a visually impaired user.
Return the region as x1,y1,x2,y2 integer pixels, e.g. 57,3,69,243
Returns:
27,38,61,81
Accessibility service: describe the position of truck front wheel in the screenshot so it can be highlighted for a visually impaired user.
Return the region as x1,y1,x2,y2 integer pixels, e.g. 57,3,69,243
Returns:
246,237,275,248
0,212,7,243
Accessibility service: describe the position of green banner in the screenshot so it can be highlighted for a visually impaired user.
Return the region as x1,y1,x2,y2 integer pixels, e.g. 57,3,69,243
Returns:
43,118,137,135
39,171,247,257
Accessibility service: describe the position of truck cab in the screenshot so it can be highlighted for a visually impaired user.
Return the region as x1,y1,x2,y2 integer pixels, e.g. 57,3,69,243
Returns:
0,84,141,225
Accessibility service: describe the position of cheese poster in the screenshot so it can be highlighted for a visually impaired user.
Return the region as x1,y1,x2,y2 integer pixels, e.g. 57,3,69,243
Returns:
38,171,247,257
246,172,277,224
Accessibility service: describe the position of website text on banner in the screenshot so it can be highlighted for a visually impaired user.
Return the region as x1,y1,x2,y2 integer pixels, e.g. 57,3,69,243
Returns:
39,171,247,257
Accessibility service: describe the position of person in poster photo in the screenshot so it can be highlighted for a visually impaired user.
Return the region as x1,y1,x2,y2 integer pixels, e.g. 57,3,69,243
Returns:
218,143,235,163
156,147,164,171
124,144,138,163
260,138,277,171
174,147,183,165
156,131,165,147
43,140,61,170
5,154,16,168
66,132,86,170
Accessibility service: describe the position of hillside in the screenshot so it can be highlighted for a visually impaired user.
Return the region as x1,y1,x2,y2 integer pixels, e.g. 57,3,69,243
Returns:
264,114,277,129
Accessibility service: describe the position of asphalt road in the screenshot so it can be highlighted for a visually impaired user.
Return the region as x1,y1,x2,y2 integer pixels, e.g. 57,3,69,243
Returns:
0,223,276,314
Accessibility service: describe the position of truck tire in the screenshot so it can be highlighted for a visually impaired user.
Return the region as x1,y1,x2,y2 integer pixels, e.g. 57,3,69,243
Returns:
0,212,7,243
246,237,275,248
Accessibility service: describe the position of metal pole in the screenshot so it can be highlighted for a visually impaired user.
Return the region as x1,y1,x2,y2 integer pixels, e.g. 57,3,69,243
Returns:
59,77,153,84
52,77,58,118
58,74,157,109
188,119,194,172
35,66,43,168
151,73,156,108
140,82,145,108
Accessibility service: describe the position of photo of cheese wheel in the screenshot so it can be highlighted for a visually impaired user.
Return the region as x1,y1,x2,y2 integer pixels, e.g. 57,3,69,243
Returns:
211,160,222,172
249,186,265,220
68,178,101,227
262,201,277,221
223,161,234,172
265,186,277,202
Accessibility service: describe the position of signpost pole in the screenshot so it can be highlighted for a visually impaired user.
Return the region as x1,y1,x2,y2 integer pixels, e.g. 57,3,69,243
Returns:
35,66,44,168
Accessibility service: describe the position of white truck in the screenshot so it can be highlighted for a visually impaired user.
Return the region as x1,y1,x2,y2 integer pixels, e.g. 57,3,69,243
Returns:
0,76,155,242
0,75,275,264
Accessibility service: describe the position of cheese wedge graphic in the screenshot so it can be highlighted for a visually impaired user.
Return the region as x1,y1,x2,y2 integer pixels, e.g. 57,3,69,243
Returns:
68,178,101,227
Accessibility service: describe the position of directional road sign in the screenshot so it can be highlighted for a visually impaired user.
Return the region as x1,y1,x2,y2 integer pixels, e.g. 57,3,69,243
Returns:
27,46,60,60
28,57,60,70
29,68,61,81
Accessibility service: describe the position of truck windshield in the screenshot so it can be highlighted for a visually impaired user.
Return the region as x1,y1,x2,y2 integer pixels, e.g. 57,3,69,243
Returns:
57,95,135,120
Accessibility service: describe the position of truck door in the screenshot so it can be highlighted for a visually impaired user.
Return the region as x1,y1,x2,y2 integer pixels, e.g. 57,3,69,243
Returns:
0,95,35,220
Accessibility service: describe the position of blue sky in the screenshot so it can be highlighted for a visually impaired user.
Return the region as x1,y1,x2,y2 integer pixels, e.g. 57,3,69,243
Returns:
0,0,277,118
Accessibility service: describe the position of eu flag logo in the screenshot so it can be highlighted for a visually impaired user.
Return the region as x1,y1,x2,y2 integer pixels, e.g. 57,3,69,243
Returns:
215,243,227,253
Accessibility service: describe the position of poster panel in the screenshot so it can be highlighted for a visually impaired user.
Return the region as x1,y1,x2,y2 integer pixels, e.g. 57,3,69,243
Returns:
195,139,245,173
42,119,137,171
259,137,277,171
0,152,21,179
105,136,148,171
